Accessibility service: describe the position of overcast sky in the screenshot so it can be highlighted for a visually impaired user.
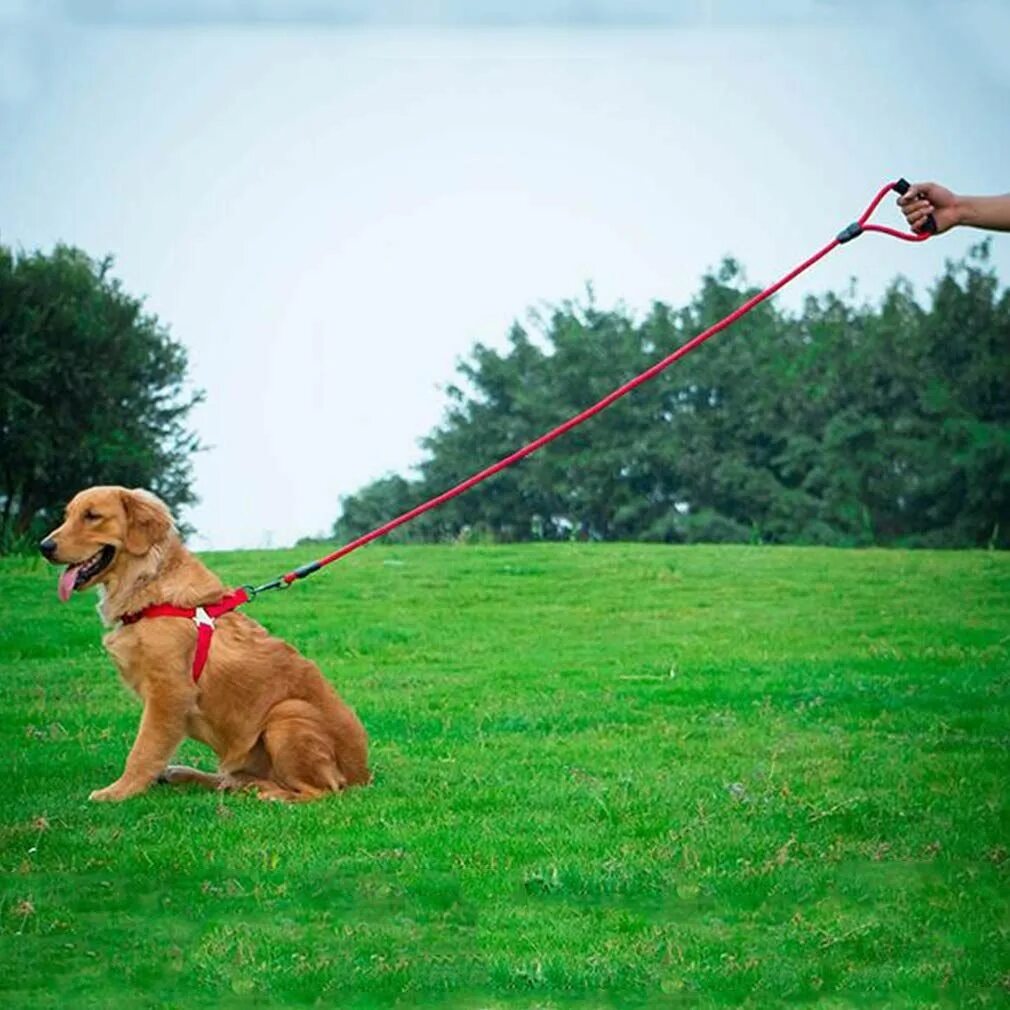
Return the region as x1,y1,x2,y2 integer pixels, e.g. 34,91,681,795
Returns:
2,1,1008,549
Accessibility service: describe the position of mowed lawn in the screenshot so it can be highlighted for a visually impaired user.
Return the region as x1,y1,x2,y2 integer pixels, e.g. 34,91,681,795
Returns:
1,544,1008,1009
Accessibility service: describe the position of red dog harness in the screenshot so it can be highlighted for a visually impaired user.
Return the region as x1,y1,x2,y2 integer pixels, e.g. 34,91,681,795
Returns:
120,589,250,682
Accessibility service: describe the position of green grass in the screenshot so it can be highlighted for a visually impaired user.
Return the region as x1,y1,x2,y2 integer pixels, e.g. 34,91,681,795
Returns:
2,543,1009,1009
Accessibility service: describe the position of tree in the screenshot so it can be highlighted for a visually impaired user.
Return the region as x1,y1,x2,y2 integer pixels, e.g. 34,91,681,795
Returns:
0,243,202,551
334,246,1008,549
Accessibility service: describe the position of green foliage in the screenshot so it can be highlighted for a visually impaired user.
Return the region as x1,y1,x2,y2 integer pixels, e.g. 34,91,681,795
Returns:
0,244,201,551
2,543,1008,1006
336,246,1009,548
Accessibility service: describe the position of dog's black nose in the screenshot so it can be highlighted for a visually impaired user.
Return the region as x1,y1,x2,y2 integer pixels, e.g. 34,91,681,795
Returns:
39,537,58,561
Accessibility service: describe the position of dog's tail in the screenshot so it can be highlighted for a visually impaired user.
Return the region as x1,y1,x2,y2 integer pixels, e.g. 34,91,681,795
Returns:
327,698,372,788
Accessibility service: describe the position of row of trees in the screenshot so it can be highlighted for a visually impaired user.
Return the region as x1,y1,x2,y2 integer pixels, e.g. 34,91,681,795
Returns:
0,244,199,551
336,244,1009,548
3,241,1006,552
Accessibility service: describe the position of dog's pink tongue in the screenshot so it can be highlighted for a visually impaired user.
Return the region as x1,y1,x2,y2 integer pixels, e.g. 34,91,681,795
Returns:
58,565,80,603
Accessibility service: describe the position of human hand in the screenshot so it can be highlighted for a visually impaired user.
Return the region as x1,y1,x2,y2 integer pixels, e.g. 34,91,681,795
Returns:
897,182,960,234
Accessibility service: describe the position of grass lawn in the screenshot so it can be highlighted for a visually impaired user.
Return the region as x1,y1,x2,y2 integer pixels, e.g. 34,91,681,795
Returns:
1,543,1008,1009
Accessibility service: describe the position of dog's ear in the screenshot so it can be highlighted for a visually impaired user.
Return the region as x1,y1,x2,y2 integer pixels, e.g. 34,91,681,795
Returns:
121,489,173,555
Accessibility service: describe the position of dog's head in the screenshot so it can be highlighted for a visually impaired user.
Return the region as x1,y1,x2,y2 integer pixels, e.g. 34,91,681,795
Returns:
40,486,175,601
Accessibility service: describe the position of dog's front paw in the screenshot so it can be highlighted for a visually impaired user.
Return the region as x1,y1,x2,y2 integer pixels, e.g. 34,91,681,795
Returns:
88,780,143,802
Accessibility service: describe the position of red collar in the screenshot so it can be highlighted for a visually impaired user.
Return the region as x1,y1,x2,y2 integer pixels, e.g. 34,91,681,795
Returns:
120,589,249,682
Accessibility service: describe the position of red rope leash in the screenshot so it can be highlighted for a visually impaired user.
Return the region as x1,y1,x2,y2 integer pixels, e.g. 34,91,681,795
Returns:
246,178,931,597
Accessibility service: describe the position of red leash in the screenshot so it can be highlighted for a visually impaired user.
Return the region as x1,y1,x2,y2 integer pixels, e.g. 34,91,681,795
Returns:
241,179,930,597
123,179,932,675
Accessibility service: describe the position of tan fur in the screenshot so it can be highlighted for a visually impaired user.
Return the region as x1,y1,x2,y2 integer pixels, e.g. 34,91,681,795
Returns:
43,486,370,803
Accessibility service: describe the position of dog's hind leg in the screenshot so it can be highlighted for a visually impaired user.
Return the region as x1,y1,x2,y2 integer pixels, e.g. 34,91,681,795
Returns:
159,764,301,800
159,756,269,793
157,765,229,790
260,699,348,801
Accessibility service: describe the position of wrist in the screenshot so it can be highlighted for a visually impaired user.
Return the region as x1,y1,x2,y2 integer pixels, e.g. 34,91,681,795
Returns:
952,195,972,227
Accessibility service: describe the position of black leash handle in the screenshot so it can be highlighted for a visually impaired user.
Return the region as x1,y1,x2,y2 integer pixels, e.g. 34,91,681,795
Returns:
893,178,938,235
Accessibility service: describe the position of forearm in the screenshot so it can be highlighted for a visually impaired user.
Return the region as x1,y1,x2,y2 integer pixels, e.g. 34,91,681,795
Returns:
955,194,1010,232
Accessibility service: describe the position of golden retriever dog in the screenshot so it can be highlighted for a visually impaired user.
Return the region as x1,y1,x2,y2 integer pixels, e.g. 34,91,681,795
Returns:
40,486,370,802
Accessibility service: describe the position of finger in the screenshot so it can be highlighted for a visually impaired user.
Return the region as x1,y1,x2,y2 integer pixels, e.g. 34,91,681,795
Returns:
901,198,933,217
899,196,932,216
913,217,940,235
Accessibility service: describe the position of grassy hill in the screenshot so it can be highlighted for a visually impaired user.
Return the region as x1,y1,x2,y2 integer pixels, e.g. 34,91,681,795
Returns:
2,543,1008,1008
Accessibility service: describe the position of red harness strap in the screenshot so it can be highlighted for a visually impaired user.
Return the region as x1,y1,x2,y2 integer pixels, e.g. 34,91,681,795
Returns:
120,589,249,682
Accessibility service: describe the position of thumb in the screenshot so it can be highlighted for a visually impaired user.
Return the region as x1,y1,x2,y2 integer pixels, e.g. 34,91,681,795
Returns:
899,181,933,207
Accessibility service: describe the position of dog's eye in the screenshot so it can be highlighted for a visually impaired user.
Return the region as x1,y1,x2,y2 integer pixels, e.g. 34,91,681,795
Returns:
83,510,102,522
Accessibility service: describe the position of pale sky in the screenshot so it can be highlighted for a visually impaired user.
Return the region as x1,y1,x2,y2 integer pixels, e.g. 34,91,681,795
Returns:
2,1,1008,549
